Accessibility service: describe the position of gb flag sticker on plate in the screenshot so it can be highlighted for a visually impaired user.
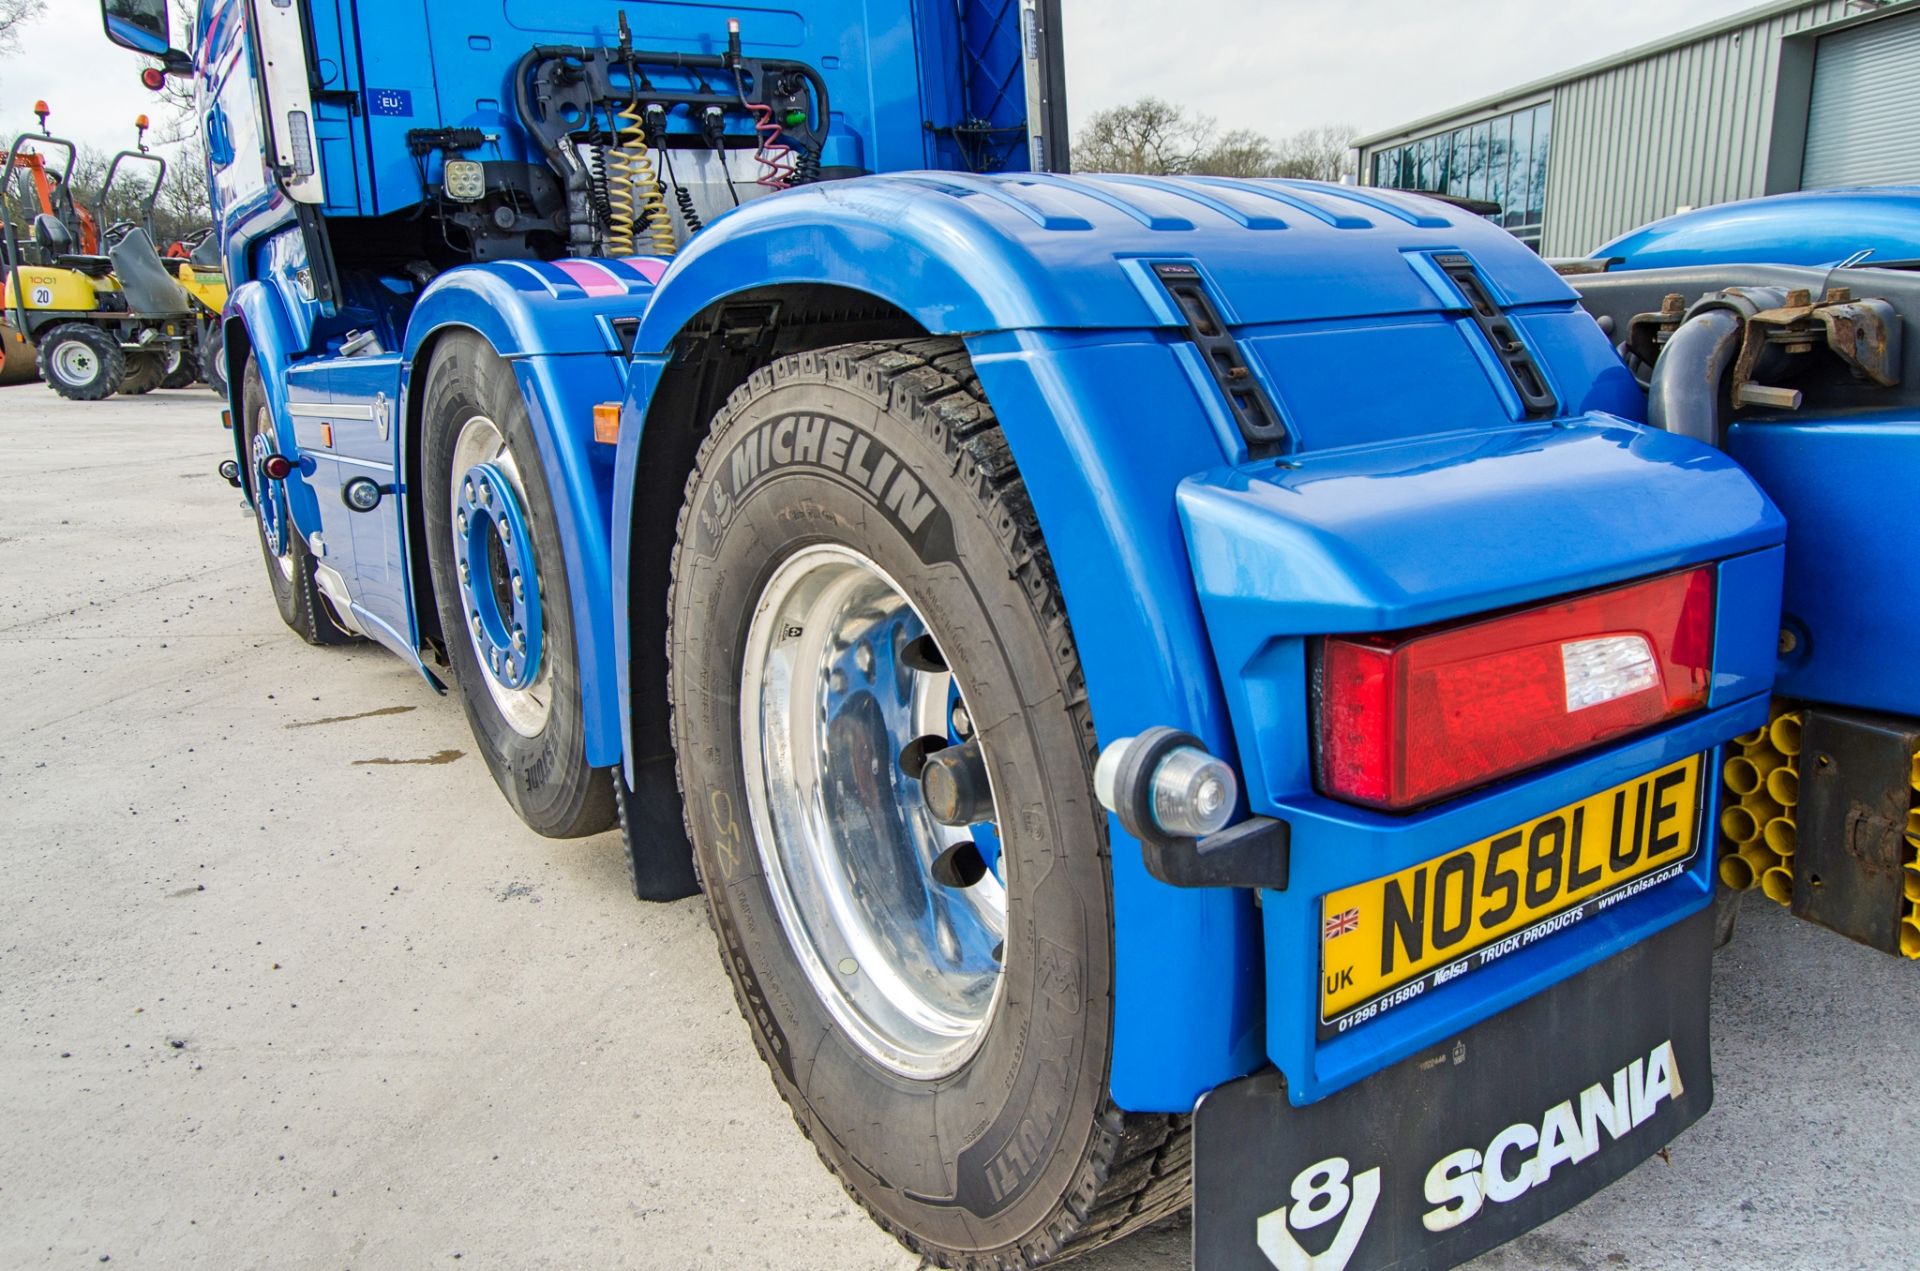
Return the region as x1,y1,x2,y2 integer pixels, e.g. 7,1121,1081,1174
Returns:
1319,755,1702,1036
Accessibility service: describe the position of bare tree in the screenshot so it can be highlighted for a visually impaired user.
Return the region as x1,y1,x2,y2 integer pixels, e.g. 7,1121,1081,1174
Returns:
1271,124,1358,183
1072,97,1214,175
153,133,209,244
0,0,45,70
1075,100,1356,184
150,0,202,142
1192,129,1281,178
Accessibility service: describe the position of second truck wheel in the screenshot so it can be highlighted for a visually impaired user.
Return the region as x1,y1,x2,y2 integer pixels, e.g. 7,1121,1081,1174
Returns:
421,332,614,839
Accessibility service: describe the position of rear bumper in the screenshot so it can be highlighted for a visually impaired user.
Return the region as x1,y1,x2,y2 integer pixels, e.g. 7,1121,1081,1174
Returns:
1264,704,1753,1103
1195,905,1714,1271
1175,417,1785,1104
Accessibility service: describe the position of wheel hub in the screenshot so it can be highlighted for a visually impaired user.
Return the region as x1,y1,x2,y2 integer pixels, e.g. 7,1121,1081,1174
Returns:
449,415,552,736
455,461,543,690
740,544,1007,1079
51,342,95,385
249,429,292,575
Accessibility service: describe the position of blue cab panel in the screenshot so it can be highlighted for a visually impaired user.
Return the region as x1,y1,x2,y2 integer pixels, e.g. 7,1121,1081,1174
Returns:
1592,186,1920,270
1726,412,1920,717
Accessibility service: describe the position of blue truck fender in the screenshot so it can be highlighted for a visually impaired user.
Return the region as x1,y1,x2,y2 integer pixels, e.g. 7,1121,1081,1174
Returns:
401,259,668,768
223,279,320,535
613,174,1781,1111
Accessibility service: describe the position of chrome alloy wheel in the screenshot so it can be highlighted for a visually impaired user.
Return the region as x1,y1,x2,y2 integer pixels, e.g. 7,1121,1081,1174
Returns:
449,414,552,736
740,545,1008,1079
250,421,294,580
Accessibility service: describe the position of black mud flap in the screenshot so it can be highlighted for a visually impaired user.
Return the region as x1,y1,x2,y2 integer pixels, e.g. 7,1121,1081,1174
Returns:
1195,907,1713,1271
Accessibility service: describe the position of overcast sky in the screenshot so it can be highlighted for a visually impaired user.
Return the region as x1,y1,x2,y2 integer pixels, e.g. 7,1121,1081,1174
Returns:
4,0,1770,165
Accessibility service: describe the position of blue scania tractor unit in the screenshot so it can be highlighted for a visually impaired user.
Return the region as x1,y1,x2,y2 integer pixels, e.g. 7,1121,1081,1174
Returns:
103,2,1790,1267
1573,188,1920,966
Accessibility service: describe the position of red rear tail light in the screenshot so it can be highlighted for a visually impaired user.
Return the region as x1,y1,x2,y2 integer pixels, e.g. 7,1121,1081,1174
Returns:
1317,567,1715,810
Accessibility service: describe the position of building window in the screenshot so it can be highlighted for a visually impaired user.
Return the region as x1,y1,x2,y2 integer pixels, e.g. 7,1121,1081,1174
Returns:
1367,102,1552,250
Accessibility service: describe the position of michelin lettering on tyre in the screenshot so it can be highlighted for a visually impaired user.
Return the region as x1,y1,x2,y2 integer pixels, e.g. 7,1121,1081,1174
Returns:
692,411,955,562
1421,1039,1683,1232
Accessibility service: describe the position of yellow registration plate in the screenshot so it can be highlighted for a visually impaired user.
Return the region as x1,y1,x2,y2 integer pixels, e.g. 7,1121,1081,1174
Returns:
1319,755,1703,1034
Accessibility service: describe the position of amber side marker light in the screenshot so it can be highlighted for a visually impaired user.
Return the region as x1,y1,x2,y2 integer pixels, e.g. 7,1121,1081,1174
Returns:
1316,567,1716,811
592,403,621,445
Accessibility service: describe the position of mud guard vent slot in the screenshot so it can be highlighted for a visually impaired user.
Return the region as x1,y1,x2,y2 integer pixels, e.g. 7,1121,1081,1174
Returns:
1434,252,1558,419
1152,262,1290,457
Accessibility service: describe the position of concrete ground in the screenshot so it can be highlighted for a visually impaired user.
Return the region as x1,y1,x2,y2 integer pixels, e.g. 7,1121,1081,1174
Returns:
2,383,1915,1271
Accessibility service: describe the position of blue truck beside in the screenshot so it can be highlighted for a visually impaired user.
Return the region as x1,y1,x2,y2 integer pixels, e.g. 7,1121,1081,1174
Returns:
103,2,1801,1267
1572,187,1920,965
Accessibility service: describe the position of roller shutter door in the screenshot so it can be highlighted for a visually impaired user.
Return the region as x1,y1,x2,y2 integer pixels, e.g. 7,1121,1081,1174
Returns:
1802,9,1920,189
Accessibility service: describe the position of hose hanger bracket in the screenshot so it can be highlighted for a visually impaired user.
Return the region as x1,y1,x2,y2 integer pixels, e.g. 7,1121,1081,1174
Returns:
514,35,831,257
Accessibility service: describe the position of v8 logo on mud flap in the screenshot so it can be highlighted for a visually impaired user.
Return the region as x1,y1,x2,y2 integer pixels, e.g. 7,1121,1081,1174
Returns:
696,413,954,559
1255,1156,1381,1271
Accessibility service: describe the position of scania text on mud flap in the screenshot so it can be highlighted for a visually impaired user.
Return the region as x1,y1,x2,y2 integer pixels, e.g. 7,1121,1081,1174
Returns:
100,1,1792,1267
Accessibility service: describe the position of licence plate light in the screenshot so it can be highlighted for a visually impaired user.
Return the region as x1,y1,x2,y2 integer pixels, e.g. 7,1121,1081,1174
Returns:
1317,567,1715,810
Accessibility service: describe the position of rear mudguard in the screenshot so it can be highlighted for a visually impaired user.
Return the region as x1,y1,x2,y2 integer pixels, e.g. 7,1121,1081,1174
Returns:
614,175,1786,1111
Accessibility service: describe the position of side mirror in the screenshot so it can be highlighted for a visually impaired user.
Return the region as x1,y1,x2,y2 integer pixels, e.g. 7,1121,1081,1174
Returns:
101,0,186,69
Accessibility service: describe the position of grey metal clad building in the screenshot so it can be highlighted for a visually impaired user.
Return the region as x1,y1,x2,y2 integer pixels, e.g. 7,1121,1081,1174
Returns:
1355,0,1920,257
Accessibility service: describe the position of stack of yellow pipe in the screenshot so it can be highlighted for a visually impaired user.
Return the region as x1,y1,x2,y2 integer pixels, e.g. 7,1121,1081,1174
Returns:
1723,704,1920,959
1718,706,1802,906
1903,751,1920,960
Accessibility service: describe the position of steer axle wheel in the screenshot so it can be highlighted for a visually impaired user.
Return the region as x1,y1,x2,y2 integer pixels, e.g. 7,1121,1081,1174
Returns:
238,358,357,646
668,339,1190,1269
422,332,612,838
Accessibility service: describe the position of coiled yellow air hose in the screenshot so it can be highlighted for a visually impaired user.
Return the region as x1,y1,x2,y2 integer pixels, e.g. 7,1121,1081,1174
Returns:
605,103,676,257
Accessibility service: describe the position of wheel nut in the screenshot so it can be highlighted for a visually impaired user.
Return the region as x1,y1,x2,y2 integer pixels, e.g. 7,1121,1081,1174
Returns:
919,737,993,827
459,561,471,586
479,482,492,505
951,702,972,738
457,511,468,535
512,573,524,601
500,521,512,546
512,628,526,653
